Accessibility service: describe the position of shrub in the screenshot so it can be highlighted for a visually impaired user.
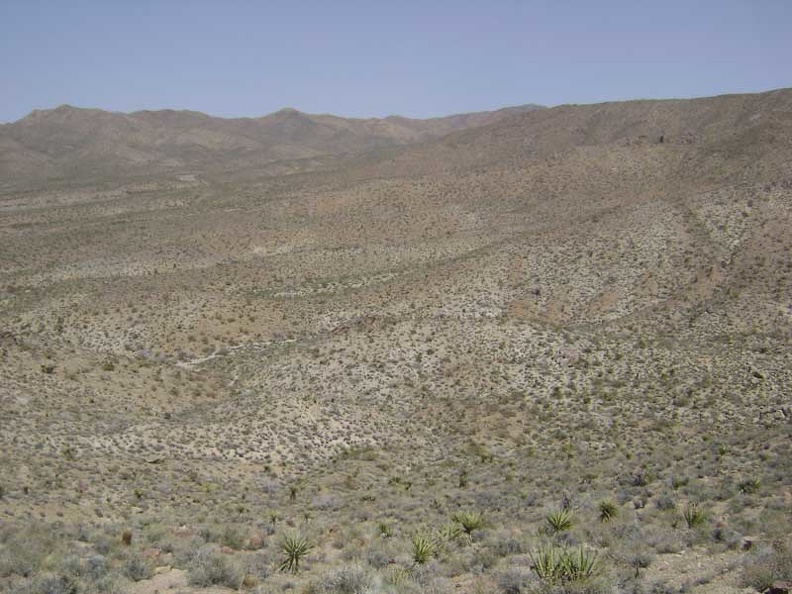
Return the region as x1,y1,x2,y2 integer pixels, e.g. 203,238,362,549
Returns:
742,541,792,592
497,567,533,594
655,494,676,511
17,574,79,594
279,532,313,575
123,555,153,581
316,565,377,593
188,545,242,588
491,534,528,557
738,477,760,494
628,549,655,577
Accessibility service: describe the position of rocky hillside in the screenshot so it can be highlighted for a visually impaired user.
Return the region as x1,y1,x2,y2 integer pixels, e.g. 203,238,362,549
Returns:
0,89,790,594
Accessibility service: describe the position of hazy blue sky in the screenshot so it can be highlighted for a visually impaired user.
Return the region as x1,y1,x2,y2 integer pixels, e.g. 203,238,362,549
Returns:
1,0,790,122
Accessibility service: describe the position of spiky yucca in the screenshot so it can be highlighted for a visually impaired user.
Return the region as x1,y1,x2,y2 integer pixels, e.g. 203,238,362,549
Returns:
451,510,485,536
530,544,599,583
278,532,313,574
683,503,708,528
598,499,618,522
411,534,435,565
544,509,574,534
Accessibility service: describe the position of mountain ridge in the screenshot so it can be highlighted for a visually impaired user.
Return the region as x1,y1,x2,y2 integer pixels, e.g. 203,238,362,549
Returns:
0,102,544,185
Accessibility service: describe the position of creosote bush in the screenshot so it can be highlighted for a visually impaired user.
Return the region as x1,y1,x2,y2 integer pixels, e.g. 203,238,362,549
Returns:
315,565,377,594
188,545,243,588
741,540,792,592
123,555,153,581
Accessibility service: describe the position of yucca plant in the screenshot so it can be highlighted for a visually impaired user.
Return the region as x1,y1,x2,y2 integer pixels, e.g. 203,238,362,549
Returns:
387,565,412,586
544,509,574,534
683,503,708,529
377,521,394,538
278,532,313,574
410,534,435,565
564,545,600,581
530,543,565,582
530,544,599,583
438,522,462,543
738,477,760,494
598,499,618,523
452,510,485,537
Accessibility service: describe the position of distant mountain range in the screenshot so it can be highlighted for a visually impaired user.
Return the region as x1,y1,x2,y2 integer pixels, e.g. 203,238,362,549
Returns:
0,103,543,185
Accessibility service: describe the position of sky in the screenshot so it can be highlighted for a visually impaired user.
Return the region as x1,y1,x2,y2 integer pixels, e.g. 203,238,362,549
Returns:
1,0,790,123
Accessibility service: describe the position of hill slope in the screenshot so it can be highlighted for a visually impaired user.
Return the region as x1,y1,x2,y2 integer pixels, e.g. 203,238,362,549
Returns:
0,103,543,185
0,90,790,594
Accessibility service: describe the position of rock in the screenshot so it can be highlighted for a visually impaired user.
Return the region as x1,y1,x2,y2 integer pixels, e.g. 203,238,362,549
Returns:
766,581,791,594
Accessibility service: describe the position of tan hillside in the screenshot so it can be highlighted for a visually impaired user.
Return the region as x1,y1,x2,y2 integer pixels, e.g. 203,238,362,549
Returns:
0,103,543,186
0,90,790,594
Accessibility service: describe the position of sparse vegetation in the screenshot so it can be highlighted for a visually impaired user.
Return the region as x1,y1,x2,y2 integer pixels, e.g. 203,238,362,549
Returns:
0,88,790,593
